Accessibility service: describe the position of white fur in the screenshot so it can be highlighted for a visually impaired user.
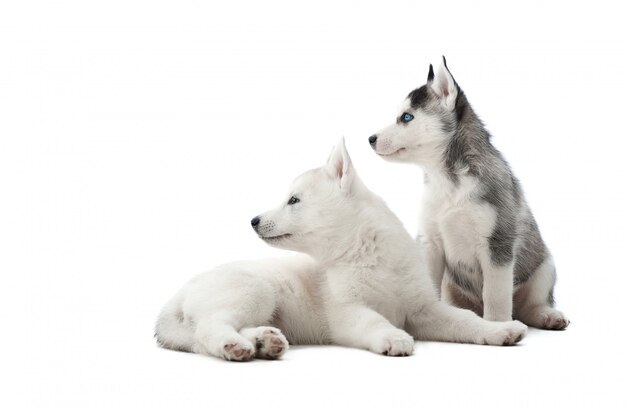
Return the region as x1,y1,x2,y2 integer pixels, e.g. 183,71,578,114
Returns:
155,139,528,361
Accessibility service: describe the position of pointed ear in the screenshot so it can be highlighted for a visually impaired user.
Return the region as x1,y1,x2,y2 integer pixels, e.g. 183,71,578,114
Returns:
429,56,458,109
325,137,354,191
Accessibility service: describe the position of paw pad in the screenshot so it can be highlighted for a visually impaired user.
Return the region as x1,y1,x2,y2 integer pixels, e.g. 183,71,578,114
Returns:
222,342,254,361
254,327,289,360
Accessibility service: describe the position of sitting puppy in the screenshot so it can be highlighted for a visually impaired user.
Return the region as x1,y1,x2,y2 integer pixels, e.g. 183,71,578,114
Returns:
369,57,568,329
155,139,527,361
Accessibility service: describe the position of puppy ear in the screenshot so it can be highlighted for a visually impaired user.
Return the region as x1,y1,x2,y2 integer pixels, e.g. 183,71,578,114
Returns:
427,64,435,82
325,137,354,191
429,56,458,109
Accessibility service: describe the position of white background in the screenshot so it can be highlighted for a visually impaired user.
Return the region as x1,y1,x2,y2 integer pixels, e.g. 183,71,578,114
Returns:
3,0,625,407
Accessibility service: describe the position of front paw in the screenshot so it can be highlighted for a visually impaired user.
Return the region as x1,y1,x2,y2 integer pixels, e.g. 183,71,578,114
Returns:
372,330,415,357
481,320,527,346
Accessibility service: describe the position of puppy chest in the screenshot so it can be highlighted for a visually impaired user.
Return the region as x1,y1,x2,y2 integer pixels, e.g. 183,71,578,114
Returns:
429,201,497,265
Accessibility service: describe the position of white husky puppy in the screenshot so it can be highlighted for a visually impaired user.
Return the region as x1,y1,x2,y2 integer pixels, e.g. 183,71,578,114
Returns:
155,139,527,361
369,57,568,329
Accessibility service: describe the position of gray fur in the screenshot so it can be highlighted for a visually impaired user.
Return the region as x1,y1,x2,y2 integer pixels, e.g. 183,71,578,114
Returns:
371,58,567,328
446,261,482,295
400,67,553,302
411,72,552,296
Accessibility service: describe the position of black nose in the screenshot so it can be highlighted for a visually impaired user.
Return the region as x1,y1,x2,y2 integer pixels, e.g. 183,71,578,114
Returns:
251,216,260,228
369,135,377,146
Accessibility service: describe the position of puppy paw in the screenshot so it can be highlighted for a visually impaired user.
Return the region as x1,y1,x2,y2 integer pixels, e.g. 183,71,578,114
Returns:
482,320,527,346
373,330,414,357
252,327,289,359
222,340,255,361
537,309,569,330
520,306,570,330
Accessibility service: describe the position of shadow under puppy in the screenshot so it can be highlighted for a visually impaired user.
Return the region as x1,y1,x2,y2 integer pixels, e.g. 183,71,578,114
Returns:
155,139,527,361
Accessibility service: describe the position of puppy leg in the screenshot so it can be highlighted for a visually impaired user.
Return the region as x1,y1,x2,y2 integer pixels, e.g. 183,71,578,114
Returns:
410,301,527,346
421,235,446,297
190,274,278,361
328,305,414,356
478,249,514,321
514,257,569,330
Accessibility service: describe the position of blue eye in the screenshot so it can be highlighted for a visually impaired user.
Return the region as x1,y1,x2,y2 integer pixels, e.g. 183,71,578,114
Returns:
402,112,414,123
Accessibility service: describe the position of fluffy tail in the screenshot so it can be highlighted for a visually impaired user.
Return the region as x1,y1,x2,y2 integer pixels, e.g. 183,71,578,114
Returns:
154,293,194,352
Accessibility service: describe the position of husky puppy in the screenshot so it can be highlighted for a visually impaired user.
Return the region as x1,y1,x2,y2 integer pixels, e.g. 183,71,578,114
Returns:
155,139,527,361
369,57,568,329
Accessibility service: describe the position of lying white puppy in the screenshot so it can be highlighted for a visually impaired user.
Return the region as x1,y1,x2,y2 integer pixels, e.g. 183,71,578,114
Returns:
155,139,527,361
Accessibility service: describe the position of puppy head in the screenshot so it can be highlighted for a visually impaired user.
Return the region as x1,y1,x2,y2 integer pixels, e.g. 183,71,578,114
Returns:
369,56,460,166
251,138,364,254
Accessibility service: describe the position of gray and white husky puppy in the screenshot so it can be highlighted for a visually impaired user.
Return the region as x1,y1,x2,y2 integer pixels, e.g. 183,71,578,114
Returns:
155,139,527,362
369,57,568,330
